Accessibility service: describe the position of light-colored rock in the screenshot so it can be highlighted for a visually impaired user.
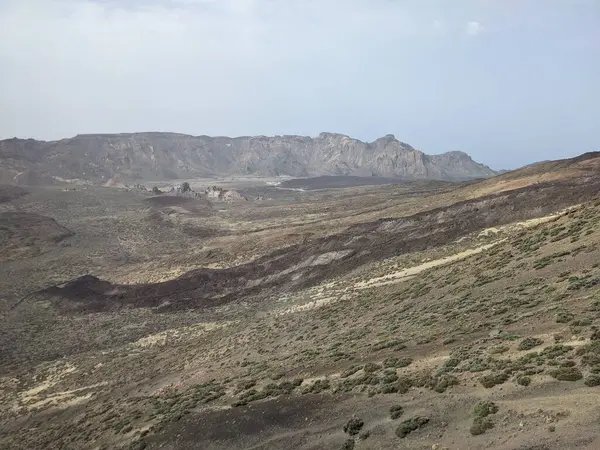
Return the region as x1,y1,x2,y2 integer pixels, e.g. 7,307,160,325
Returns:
0,132,497,184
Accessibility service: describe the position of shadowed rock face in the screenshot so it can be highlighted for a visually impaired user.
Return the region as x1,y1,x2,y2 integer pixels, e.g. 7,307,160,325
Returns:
0,132,496,184
0,212,74,261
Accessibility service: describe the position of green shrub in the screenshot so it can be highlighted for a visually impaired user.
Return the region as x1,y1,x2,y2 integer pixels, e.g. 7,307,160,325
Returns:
584,374,600,386
363,362,381,373
395,416,429,438
541,344,573,359
340,365,361,378
302,379,330,394
379,377,412,394
236,379,256,392
556,312,574,323
382,373,398,383
548,367,583,381
389,405,404,420
343,418,364,436
378,383,398,394
383,356,413,368
434,374,459,393
372,339,406,351
518,337,544,351
444,357,460,368
472,401,499,418
479,372,509,388
467,358,490,373
340,438,355,450
488,345,509,355
517,376,531,386
470,417,494,435
572,317,593,327
232,388,268,407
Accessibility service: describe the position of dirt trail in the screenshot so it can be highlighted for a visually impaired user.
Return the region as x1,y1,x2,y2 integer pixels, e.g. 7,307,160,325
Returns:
356,209,570,290
355,241,504,289
272,240,502,316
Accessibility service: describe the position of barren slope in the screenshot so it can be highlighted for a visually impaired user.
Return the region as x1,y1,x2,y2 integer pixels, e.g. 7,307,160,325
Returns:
3,192,600,450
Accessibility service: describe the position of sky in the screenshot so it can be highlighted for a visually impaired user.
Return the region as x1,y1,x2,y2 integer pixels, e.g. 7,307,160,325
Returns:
0,1,599,169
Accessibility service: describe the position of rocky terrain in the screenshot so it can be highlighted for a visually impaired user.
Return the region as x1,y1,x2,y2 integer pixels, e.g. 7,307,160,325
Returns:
0,132,496,185
1,151,600,450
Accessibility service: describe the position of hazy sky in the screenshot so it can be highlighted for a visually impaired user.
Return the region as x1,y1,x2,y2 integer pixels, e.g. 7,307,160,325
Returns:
1,0,598,169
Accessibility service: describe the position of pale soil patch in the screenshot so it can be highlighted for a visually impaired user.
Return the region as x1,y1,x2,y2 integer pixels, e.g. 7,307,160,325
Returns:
271,296,339,316
28,392,92,411
131,322,235,349
25,382,108,411
8,363,101,413
20,362,77,403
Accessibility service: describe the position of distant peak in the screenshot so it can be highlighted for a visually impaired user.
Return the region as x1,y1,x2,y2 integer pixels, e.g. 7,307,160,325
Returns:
318,132,348,139
374,134,414,150
444,150,470,158
74,132,191,139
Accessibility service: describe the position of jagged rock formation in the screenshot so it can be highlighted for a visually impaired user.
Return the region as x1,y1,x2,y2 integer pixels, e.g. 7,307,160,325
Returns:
205,186,248,202
0,132,496,185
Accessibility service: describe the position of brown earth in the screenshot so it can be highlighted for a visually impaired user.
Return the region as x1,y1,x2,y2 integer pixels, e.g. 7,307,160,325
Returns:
0,184,28,203
2,153,600,450
0,211,74,261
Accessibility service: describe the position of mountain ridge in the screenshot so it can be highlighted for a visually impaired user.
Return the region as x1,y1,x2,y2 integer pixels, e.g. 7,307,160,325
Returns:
0,132,497,185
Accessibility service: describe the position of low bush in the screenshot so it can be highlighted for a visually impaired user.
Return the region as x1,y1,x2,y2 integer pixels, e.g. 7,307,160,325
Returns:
300,379,331,394
389,405,404,420
479,372,509,388
395,416,429,438
340,439,355,450
472,400,499,418
470,417,494,435
518,337,544,351
343,418,364,436
584,374,600,386
383,356,412,368
548,367,583,381
363,362,381,373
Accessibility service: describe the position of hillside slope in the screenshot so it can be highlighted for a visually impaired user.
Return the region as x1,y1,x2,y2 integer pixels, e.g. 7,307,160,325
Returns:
3,178,600,449
0,132,496,184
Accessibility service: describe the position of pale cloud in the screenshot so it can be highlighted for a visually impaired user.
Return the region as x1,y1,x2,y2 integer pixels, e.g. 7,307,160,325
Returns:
0,0,599,171
0,0,424,140
466,21,484,36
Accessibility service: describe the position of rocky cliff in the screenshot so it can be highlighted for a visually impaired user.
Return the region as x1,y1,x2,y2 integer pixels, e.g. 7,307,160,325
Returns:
0,132,496,184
